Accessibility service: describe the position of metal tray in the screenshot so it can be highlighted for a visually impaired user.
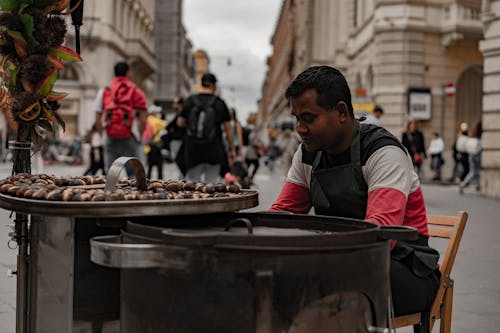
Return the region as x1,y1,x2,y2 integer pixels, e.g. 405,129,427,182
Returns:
0,190,259,218
0,157,258,217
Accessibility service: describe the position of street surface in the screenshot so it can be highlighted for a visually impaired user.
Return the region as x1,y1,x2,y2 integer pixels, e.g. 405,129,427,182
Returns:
0,159,498,332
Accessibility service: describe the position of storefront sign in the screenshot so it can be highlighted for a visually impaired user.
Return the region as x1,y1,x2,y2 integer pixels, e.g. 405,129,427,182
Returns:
407,87,432,120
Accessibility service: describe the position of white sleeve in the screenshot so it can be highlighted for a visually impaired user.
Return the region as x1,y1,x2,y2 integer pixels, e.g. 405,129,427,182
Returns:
94,88,105,112
363,145,417,198
286,145,312,189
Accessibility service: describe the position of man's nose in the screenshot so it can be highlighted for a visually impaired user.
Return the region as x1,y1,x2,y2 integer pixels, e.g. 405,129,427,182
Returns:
296,121,307,134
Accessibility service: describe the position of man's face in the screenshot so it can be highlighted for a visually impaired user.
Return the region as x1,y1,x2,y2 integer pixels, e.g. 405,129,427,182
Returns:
290,89,345,152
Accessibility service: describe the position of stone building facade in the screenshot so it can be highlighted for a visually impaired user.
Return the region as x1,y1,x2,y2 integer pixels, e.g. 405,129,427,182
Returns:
52,0,157,139
258,0,500,196
258,0,294,129
192,50,211,92
154,0,195,114
480,0,500,198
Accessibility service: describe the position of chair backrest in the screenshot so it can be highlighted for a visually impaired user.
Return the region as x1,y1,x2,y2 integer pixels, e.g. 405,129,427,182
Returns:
427,211,468,318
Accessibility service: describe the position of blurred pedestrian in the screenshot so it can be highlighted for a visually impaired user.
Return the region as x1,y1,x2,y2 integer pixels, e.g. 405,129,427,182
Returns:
402,119,426,177
95,62,147,175
166,97,186,178
362,105,384,126
427,132,444,181
176,72,235,183
278,126,300,177
142,105,166,179
83,125,105,176
460,121,482,193
265,136,281,173
453,122,470,182
221,108,244,177
227,108,244,156
243,114,263,183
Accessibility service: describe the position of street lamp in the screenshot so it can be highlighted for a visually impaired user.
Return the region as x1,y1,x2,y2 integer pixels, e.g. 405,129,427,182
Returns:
70,0,84,54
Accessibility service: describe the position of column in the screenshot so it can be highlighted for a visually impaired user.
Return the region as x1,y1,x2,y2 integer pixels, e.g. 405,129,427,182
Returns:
480,0,500,197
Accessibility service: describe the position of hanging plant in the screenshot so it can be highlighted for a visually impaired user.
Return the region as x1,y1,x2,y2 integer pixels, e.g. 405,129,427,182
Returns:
0,0,82,151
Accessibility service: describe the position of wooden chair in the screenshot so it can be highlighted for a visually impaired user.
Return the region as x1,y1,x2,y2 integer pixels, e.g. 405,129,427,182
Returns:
392,211,468,333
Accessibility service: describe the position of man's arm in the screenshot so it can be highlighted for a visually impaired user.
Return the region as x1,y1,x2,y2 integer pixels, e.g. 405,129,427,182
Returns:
223,121,236,159
270,181,312,214
94,88,105,133
137,109,147,137
131,86,147,137
269,145,312,214
363,146,416,227
236,122,244,155
95,111,102,133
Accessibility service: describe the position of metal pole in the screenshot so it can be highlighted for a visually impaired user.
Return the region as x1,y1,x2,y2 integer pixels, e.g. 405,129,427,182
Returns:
70,0,84,55
9,141,32,333
15,214,29,333
441,85,445,139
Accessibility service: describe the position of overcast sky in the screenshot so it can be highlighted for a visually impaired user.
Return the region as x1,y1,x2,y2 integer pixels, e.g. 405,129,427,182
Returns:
183,0,283,124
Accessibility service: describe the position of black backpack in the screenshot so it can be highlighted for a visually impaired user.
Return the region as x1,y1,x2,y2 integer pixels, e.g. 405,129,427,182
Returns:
186,95,218,144
242,127,251,146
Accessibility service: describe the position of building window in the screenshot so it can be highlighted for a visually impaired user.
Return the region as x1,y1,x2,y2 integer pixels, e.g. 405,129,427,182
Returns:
443,6,450,20
465,7,481,20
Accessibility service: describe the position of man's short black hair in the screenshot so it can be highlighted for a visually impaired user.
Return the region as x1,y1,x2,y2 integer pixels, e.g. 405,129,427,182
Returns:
201,73,217,87
374,105,384,114
285,66,354,117
114,62,129,77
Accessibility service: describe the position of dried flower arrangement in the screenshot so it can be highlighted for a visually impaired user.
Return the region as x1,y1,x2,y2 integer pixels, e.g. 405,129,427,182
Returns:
0,0,82,172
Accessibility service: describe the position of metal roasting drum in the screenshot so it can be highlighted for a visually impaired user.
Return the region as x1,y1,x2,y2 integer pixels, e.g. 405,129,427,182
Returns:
90,212,418,333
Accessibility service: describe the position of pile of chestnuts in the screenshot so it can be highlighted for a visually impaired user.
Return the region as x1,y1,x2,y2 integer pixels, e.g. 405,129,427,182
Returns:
0,174,243,202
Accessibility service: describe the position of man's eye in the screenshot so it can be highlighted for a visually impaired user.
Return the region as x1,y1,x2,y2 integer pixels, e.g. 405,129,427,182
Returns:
301,115,314,123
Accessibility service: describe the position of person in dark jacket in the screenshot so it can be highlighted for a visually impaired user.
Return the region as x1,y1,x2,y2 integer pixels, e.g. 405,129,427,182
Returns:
402,120,426,177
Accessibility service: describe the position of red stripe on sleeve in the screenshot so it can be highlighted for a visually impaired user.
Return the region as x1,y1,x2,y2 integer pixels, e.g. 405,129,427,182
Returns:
403,186,429,236
270,181,312,214
366,187,407,250
365,187,407,227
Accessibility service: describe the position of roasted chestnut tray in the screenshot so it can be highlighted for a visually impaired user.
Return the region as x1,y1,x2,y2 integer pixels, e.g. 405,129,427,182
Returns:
0,157,259,217
0,189,258,217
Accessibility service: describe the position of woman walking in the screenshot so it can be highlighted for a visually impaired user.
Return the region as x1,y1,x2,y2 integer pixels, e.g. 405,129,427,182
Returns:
402,120,426,177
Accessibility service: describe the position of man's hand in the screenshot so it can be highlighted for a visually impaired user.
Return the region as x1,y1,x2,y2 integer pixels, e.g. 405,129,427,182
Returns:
95,111,103,133
137,109,147,137
228,149,236,166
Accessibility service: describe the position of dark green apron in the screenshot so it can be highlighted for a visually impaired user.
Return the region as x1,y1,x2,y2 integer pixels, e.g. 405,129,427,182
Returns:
310,125,367,219
310,124,439,277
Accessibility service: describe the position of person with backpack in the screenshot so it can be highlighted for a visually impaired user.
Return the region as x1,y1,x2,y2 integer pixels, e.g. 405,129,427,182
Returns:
176,72,235,183
95,62,147,174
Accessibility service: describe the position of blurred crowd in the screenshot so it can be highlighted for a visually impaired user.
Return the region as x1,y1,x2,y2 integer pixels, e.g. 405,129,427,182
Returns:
401,119,482,194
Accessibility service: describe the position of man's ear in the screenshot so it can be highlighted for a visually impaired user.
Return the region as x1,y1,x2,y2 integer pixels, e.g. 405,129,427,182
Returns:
336,102,349,121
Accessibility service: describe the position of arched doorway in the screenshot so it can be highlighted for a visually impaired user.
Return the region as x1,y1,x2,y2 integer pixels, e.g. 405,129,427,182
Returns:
455,64,483,134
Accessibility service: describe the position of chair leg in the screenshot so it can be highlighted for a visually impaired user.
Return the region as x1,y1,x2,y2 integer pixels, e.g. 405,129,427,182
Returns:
440,286,454,333
418,311,431,333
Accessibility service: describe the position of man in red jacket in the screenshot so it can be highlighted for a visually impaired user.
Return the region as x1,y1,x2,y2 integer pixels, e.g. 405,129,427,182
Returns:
95,62,147,173
270,66,440,331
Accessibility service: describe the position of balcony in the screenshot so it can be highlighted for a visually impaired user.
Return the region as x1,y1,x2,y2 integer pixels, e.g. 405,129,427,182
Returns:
441,1,483,47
